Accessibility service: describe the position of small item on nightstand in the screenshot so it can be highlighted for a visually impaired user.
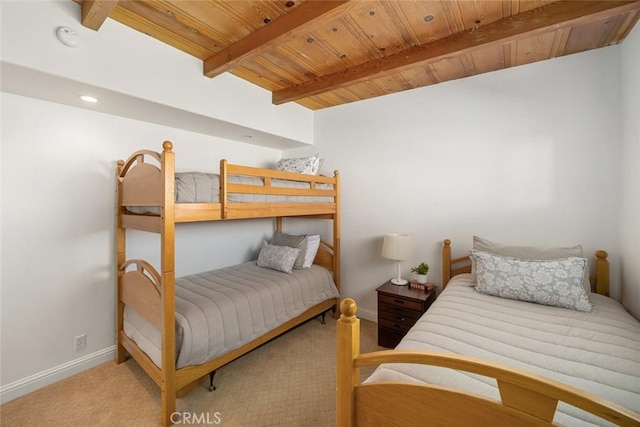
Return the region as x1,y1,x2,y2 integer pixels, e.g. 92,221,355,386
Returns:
410,262,429,284
409,280,435,292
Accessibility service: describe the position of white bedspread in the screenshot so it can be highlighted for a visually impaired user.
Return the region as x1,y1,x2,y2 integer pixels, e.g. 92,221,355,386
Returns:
366,274,640,426
124,262,339,369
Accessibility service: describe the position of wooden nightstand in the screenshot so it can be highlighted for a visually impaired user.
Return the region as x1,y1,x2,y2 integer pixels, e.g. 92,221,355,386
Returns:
376,280,437,348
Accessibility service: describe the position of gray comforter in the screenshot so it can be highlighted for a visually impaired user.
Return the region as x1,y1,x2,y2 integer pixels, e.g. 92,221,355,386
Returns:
175,172,334,203
126,172,334,214
123,262,339,369
366,274,640,426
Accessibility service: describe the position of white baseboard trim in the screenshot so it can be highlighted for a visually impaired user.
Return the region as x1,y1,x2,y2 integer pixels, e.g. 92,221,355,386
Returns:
356,306,377,323
0,345,116,404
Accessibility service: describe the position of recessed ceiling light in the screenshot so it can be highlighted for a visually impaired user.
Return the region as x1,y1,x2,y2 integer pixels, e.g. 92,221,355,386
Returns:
79,95,98,103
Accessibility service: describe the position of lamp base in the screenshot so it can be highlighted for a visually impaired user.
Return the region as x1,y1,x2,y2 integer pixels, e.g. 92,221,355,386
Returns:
390,278,408,286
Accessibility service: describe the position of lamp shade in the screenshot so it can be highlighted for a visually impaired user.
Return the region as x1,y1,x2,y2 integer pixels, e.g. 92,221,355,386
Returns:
381,233,412,261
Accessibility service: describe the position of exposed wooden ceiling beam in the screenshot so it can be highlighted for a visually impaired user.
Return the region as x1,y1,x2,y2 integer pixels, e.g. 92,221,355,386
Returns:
203,0,352,78
272,0,640,105
81,0,119,31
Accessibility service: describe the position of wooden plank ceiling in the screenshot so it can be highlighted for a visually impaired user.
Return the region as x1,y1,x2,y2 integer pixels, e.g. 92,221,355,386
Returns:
79,0,640,110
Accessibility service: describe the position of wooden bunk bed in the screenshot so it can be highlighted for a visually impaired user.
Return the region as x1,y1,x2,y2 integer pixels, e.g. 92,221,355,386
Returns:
116,141,340,426
337,239,640,426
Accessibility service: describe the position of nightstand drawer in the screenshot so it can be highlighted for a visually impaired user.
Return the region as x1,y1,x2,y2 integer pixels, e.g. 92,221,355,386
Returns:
379,294,423,312
378,317,413,333
379,302,423,320
378,310,422,327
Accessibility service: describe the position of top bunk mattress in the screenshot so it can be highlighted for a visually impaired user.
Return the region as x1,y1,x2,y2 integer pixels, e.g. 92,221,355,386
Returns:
127,172,334,214
365,274,640,426
123,261,339,369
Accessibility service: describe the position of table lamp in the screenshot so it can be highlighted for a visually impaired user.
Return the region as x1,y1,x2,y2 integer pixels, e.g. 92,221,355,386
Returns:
381,233,412,285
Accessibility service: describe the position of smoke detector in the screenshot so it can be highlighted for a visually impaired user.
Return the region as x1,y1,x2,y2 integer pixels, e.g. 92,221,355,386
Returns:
56,27,81,48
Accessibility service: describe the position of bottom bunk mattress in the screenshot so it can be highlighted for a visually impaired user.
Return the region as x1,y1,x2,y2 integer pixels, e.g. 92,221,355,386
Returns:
123,261,339,369
365,274,640,426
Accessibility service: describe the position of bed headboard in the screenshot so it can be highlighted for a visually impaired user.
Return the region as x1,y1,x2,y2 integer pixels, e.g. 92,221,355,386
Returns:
314,240,340,294
273,217,340,294
441,239,610,297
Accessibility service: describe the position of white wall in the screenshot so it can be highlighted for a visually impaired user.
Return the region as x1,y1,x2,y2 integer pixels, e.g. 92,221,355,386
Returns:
0,0,313,145
304,47,624,319
0,93,280,397
620,25,640,319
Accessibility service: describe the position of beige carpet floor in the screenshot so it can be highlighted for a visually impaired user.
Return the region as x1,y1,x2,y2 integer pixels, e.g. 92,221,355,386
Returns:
0,317,381,427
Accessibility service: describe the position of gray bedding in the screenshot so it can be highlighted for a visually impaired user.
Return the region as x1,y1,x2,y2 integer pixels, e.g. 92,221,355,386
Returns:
127,172,334,214
123,261,339,369
176,172,333,203
366,274,640,426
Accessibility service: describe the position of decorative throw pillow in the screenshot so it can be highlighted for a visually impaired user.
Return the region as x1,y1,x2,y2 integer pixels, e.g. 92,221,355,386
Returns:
471,236,591,294
271,231,307,269
303,235,321,268
471,250,592,312
276,154,321,175
257,242,301,274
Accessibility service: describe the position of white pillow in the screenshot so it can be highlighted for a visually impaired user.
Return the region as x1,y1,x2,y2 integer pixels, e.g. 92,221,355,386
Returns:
471,250,592,312
276,154,321,175
303,235,321,268
256,242,300,274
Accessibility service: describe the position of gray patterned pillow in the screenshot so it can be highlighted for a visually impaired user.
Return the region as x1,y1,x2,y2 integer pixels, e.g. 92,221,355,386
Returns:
471,236,590,294
271,231,307,269
276,154,320,175
471,250,592,312
257,242,301,274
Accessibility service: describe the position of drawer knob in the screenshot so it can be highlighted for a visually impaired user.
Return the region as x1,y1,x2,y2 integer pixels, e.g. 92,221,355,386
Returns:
394,299,404,304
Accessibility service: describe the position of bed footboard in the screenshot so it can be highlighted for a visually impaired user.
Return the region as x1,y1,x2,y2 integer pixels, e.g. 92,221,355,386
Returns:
117,257,176,426
120,260,162,330
336,299,640,427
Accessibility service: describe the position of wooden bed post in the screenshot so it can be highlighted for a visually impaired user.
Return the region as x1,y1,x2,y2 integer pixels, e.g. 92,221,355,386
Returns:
161,141,177,426
442,239,452,287
220,159,228,219
333,171,341,319
336,298,359,427
333,171,341,294
115,159,127,364
595,250,609,297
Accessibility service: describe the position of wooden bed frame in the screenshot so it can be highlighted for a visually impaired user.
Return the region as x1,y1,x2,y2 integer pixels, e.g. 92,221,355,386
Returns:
116,141,340,426
336,239,640,426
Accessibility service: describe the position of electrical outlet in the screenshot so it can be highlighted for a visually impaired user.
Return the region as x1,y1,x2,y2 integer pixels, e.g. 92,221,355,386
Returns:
74,334,86,351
